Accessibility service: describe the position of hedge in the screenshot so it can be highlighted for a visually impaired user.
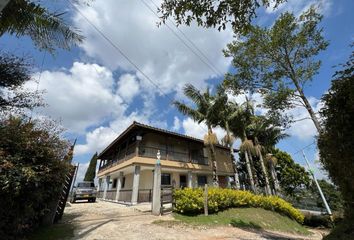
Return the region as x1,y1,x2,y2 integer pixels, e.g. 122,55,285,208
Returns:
173,188,304,223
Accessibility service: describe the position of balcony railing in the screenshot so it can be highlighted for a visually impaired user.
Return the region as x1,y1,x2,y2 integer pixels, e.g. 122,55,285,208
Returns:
99,144,209,172
139,146,208,165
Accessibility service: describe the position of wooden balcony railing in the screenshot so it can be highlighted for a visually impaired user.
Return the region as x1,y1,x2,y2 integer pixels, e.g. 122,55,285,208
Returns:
99,144,209,172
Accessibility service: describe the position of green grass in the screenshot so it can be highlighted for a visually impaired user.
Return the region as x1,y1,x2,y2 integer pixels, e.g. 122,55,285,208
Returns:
171,208,310,235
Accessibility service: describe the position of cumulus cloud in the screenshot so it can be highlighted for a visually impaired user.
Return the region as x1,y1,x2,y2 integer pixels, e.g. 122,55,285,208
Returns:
266,0,333,16
172,116,181,131
182,117,226,141
28,62,127,133
116,74,140,103
72,0,232,97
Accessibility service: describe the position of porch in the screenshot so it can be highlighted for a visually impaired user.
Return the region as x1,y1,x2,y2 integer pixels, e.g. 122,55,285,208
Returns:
97,165,233,205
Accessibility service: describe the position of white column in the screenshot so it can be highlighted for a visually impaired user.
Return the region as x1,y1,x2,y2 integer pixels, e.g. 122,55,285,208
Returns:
103,175,110,200
131,165,141,204
187,171,193,188
115,172,124,202
152,163,161,215
97,178,102,192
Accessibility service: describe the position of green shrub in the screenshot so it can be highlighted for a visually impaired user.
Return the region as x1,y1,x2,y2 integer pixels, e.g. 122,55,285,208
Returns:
174,188,304,223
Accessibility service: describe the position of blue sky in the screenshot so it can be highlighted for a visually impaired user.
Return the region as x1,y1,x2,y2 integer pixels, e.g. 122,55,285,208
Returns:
2,0,353,181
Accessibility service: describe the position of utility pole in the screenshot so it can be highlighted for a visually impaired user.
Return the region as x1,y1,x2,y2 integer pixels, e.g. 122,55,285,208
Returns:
302,150,332,215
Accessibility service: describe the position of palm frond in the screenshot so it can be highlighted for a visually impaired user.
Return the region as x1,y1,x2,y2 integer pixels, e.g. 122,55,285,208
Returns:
173,101,204,122
183,84,207,108
0,0,83,52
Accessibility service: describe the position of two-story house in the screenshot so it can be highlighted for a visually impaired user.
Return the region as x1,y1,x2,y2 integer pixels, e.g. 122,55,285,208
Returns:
96,121,235,204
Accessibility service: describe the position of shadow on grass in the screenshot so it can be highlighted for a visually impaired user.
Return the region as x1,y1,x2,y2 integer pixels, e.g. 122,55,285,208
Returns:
230,219,262,230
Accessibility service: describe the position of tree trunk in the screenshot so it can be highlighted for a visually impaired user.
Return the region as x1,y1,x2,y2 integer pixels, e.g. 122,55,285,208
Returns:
244,150,256,192
287,57,322,134
248,152,259,193
208,126,218,187
258,148,271,195
225,123,240,189
269,161,280,195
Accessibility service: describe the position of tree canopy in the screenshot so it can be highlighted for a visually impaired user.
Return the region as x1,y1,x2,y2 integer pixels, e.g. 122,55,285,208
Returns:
0,116,70,238
158,0,285,33
84,152,98,182
318,46,354,224
0,54,42,113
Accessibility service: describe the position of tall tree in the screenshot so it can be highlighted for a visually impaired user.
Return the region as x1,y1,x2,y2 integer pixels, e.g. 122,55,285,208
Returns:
0,54,42,113
272,149,311,198
228,99,257,192
174,84,226,186
158,0,285,33
84,152,98,182
219,101,241,189
0,0,83,52
318,46,354,239
223,7,328,133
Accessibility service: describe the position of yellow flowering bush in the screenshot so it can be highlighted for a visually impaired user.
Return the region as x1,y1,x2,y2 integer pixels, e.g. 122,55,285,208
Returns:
173,188,304,223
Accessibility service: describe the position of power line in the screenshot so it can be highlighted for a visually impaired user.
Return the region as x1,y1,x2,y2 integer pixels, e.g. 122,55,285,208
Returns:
67,1,208,133
140,0,222,77
293,141,316,155
148,0,224,76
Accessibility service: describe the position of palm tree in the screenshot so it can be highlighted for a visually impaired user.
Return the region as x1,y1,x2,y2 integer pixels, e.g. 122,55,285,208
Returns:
227,99,257,192
174,84,226,186
0,0,83,52
266,153,281,195
219,101,241,189
252,118,288,195
247,117,273,195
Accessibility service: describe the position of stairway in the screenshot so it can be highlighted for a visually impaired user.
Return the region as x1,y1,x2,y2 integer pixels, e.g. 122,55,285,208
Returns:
53,165,78,223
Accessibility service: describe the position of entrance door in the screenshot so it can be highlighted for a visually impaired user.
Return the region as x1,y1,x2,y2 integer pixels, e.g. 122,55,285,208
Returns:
179,175,187,188
218,176,227,188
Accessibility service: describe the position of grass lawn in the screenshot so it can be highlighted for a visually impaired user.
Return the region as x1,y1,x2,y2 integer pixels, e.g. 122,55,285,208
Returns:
162,208,310,235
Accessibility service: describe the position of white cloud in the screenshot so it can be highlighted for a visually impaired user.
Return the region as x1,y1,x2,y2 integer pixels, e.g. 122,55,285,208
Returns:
116,74,140,103
28,62,127,133
74,162,89,183
75,111,152,155
286,97,323,140
172,116,181,131
182,117,226,141
73,0,232,97
266,0,332,16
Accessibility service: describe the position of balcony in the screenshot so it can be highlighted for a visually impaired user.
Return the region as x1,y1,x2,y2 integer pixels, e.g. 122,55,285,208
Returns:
99,144,209,172
138,146,208,165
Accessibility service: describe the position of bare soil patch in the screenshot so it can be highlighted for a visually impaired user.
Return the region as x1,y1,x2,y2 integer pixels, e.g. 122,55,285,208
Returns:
63,200,327,240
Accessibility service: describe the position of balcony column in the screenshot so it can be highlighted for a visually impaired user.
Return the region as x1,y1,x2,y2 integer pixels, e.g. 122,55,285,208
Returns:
187,171,193,188
115,172,124,202
103,175,110,200
97,178,102,192
131,165,141,204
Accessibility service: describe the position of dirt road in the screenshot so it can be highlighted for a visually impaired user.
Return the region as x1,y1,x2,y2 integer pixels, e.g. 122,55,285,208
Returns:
63,200,325,240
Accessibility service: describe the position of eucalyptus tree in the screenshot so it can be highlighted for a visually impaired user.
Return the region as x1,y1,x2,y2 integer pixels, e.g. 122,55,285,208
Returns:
224,7,328,133
174,84,227,186
0,0,83,52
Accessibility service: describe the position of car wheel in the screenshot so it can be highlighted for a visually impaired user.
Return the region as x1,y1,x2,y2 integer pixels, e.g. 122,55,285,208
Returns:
92,198,96,202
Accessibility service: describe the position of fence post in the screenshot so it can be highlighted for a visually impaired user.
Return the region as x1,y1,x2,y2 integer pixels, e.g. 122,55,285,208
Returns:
204,184,208,216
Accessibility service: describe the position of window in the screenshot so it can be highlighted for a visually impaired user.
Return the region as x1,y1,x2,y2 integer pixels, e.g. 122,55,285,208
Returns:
197,175,207,187
161,173,171,185
112,178,117,188
77,182,95,188
122,177,126,188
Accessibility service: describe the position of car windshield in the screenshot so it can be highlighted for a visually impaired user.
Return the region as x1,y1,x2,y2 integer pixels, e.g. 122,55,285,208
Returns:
77,182,94,188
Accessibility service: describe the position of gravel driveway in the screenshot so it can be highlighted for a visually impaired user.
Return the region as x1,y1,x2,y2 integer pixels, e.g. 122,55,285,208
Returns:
63,200,325,240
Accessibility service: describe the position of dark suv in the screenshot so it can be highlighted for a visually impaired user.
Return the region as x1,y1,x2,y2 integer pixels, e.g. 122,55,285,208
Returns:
71,181,97,203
